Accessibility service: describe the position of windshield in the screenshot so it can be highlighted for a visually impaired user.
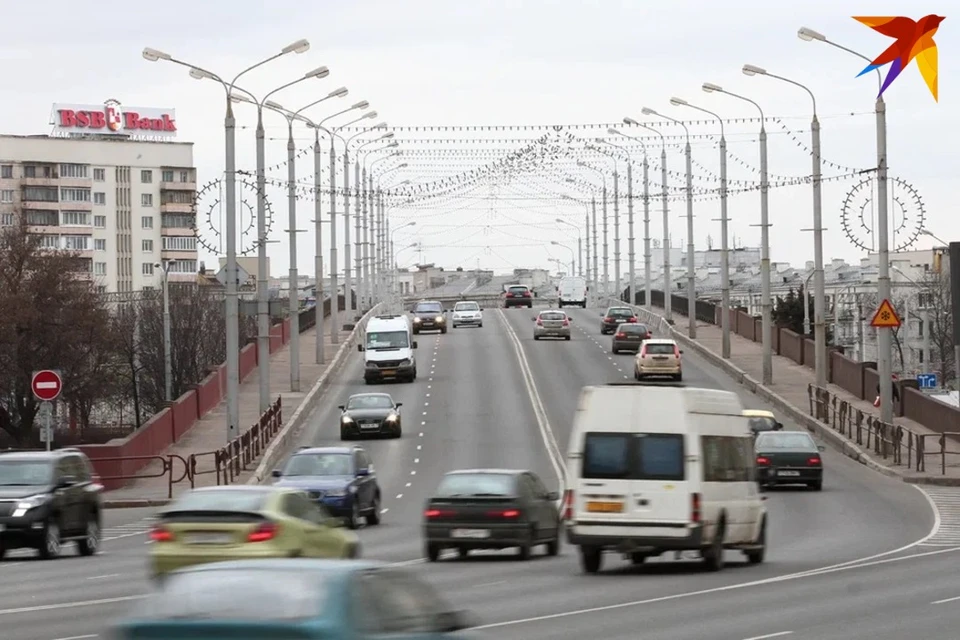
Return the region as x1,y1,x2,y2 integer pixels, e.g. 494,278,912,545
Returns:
283,453,352,477
170,489,269,513
0,460,52,485
454,302,479,311
756,433,816,451
366,331,409,349
414,303,443,314
436,473,516,497
347,395,394,410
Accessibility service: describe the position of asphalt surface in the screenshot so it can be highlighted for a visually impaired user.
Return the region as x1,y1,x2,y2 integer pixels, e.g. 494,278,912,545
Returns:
2,304,948,640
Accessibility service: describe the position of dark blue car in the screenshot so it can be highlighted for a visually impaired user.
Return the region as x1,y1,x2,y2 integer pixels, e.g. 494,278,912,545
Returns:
272,446,381,530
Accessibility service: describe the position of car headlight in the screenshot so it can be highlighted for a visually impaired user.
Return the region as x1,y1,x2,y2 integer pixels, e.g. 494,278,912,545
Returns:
399,358,412,366
13,494,50,517
326,488,348,497
385,413,398,422
435,316,444,323
341,415,354,424
413,316,422,323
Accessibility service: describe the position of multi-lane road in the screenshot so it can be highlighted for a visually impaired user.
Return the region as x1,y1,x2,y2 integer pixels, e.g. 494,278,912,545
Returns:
5,305,958,640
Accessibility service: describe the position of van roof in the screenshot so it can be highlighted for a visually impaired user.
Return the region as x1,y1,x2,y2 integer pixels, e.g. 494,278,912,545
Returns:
366,315,409,331
742,409,775,418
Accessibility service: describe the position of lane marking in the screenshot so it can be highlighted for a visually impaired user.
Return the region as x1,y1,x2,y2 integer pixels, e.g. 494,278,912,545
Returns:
743,633,793,640
52,635,98,640
932,595,960,604
85,573,119,581
469,544,960,631
0,595,145,616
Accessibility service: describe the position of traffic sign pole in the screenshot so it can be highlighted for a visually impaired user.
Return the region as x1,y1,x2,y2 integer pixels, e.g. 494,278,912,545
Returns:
869,300,901,421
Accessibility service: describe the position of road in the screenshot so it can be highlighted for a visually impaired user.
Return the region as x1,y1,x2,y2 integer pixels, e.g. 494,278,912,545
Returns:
2,304,946,640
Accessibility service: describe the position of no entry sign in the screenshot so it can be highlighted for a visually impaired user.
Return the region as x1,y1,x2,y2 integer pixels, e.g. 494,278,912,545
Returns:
31,370,63,402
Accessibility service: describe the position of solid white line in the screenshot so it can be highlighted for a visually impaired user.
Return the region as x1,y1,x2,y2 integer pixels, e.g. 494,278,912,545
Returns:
743,633,793,640
0,595,144,616
469,544,960,630
52,635,98,640
931,595,960,604
85,573,119,581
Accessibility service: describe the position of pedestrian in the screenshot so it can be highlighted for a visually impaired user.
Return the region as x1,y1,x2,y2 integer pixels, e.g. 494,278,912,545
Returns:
873,374,900,407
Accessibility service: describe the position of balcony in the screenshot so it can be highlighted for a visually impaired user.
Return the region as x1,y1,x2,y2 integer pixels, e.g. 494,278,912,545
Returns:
161,181,197,192
160,226,195,237
160,201,193,214
21,176,60,187
60,176,92,188
59,201,93,211
21,200,60,211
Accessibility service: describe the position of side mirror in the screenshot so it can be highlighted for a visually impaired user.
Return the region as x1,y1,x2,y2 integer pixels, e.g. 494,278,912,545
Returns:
531,316,537,321
435,610,472,633
412,340,418,349
568,317,574,322
271,469,283,478
479,307,484,311
818,445,826,452
546,491,559,501
409,309,414,313
774,422,784,430
679,349,684,354
395,402,403,408
337,405,345,411
57,475,77,488
357,344,364,352
356,468,370,477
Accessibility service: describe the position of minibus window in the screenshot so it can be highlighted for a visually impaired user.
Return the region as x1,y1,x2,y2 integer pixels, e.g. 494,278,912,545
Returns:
582,434,630,479
634,434,685,481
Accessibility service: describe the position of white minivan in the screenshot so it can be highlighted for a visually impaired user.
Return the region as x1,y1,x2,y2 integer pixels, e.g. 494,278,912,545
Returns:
563,383,766,574
357,314,418,383
557,276,587,308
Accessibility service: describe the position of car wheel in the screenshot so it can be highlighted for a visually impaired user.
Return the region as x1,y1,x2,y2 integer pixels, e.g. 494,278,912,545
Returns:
340,428,351,440
479,322,483,327
675,374,683,382
809,481,823,491
393,425,403,438
630,552,648,565
0,543,6,560
38,520,61,560
564,335,571,341
579,546,602,574
546,534,561,557
367,494,381,525
634,370,641,381
441,327,447,334
534,335,540,340
347,501,361,530
612,347,618,354
76,514,100,557
702,519,726,572
745,517,766,564
426,543,441,562
517,527,535,560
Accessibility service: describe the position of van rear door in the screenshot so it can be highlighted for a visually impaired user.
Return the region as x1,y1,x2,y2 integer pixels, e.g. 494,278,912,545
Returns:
576,432,690,527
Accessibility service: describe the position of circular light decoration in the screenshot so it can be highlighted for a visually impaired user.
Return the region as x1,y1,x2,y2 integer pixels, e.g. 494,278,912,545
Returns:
839,176,925,253
193,177,275,257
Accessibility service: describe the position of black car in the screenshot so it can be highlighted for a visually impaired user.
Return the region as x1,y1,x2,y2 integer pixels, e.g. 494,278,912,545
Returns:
411,300,447,334
272,446,381,529
338,393,402,439
422,469,561,561
600,306,637,334
0,448,103,559
611,322,652,353
504,285,533,308
755,431,825,491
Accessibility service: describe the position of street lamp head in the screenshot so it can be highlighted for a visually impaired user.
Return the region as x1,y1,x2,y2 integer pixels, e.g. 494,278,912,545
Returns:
550,240,560,246
702,82,722,94
397,163,408,168
379,132,395,139
282,39,311,55
407,221,417,228
352,100,369,110
623,116,639,126
555,217,564,223
607,127,619,135
363,110,378,120
669,97,688,107
797,27,826,42
576,160,586,166
387,141,400,148
142,47,171,62
264,100,285,110
373,122,388,129
305,66,329,79
640,107,657,116
329,86,349,98
229,94,251,105
742,64,767,77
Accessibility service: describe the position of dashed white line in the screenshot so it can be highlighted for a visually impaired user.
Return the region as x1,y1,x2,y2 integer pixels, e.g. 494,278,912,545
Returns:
396,493,403,499
932,595,960,604
414,458,420,463
406,482,412,487
742,633,793,640
85,573,119,581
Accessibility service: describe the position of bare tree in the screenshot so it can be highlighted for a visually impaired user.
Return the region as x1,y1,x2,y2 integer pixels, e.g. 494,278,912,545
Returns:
919,268,956,382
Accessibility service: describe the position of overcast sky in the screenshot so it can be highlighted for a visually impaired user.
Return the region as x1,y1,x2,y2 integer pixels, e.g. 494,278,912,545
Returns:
1,0,952,278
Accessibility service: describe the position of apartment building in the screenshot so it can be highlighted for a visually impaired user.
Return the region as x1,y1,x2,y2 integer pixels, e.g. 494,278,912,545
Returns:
0,134,197,292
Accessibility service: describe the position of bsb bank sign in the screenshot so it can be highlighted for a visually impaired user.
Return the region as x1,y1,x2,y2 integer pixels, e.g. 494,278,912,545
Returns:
49,99,177,141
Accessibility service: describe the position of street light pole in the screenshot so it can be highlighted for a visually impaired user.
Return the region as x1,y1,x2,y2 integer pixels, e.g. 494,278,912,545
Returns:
555,217,582,278
354,133,396,312
592,197,598,305
156,261,172,403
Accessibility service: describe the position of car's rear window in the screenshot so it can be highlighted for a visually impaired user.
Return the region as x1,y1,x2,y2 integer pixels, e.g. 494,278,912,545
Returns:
541,312,566,321
644,343,676,355
608,308,632,316
415,303,443,313
169,489,269,513
747,417,778,432
620,324,648,334
508,286,529,294
756,432,817,451
455,302,479,311
582,433,685,481
136,569,326,621
436,473,516,497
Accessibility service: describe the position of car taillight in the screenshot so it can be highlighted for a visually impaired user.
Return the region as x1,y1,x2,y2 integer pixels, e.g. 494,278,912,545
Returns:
536,318,543,325
691,492,702,524
424,508,456,519
807,457,821,466
247,522,278,542
615,332,626,338
149,526,173,542
563,490,574,520
628,316,637,323
523,292,531,297
639,344,647,357
674,345,681,358
562,319,570,326
506,292,514,297
756,456,770,465
488,509,520,518
604,317,613,323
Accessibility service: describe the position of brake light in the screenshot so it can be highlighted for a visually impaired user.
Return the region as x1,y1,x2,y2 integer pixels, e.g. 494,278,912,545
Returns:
536,317,543,325
615,332,626,338
674,345,681,358
523,291,531,297
628,316,637,323
149,526,173,542
488,509,520,518
562,318,570,326
604,317,613,323
424,508,456,519
756,456,770,465
691,492,702,524
563,490,574,520
247,522,278,542
639,344,647,357
807,457,821,466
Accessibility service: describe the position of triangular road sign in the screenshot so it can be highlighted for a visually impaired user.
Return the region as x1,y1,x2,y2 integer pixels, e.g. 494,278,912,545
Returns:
870,298,902,328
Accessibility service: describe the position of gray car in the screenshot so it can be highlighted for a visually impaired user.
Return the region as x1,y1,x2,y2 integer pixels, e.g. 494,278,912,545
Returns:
611,322,652,353
533,310,571,340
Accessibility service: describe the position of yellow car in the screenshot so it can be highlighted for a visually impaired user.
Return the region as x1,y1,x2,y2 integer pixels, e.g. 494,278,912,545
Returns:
148,485,360,579
743,409,784,436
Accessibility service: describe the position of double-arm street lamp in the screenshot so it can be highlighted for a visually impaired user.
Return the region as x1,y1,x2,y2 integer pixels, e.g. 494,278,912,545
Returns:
551,240,576,276
577,161,608,298
554,218,582,277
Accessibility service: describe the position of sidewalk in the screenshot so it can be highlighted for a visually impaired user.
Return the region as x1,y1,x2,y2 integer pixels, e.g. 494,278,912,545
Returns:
105,325,353,503
637,303,960,484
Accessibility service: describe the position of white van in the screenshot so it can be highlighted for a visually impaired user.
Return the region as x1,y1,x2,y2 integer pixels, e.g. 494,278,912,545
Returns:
563,383,766,574
357,314,418,383
557,276,587,308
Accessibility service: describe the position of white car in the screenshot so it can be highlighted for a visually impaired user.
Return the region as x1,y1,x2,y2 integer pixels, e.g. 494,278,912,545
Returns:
451,301,483,328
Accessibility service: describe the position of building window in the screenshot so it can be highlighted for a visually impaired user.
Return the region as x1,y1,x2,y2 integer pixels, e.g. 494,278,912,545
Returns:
63,235,90,251
60,211,90,226
162,214,194,229
60,187,91,203
94,262,107,276
162,191,192,205
168,259,198,274
39,234,61,249
0,165,12,179
162,236,197,251
141,170,153,184
141,193,154,207
179,170,190,183
0,189,13,203
142,239,154,252
59,164,89,179
94,215,106,228
26,211,58,226
23,186,58,202
0,213,14,226
142,285,155,292
94,192,106,205
94,238,107,251
93,168,106,182
162,170,174,182
142,262,154,276
142,216,154,229
95,285,107,293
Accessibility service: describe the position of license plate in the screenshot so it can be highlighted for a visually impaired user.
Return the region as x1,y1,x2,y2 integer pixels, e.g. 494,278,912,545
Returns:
587,501,624,513
186,532,233,544
381,369,397,376
778,470,800,477
361,422,380,429
451,529,490,539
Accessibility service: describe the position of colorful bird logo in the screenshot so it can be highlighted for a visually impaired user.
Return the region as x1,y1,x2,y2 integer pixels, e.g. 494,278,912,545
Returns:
853,15,945,101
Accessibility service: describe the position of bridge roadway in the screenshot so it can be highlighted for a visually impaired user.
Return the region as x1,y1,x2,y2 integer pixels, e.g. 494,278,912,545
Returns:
2,305,948,640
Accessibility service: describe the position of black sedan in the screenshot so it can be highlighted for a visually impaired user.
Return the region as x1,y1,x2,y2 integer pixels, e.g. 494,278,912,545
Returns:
755,431,825,491
422,469,561,561
611,322,652,353
339,393,402,439
600,306,637,334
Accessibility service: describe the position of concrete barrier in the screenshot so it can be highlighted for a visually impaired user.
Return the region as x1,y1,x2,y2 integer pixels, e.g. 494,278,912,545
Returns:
247,304,383,485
